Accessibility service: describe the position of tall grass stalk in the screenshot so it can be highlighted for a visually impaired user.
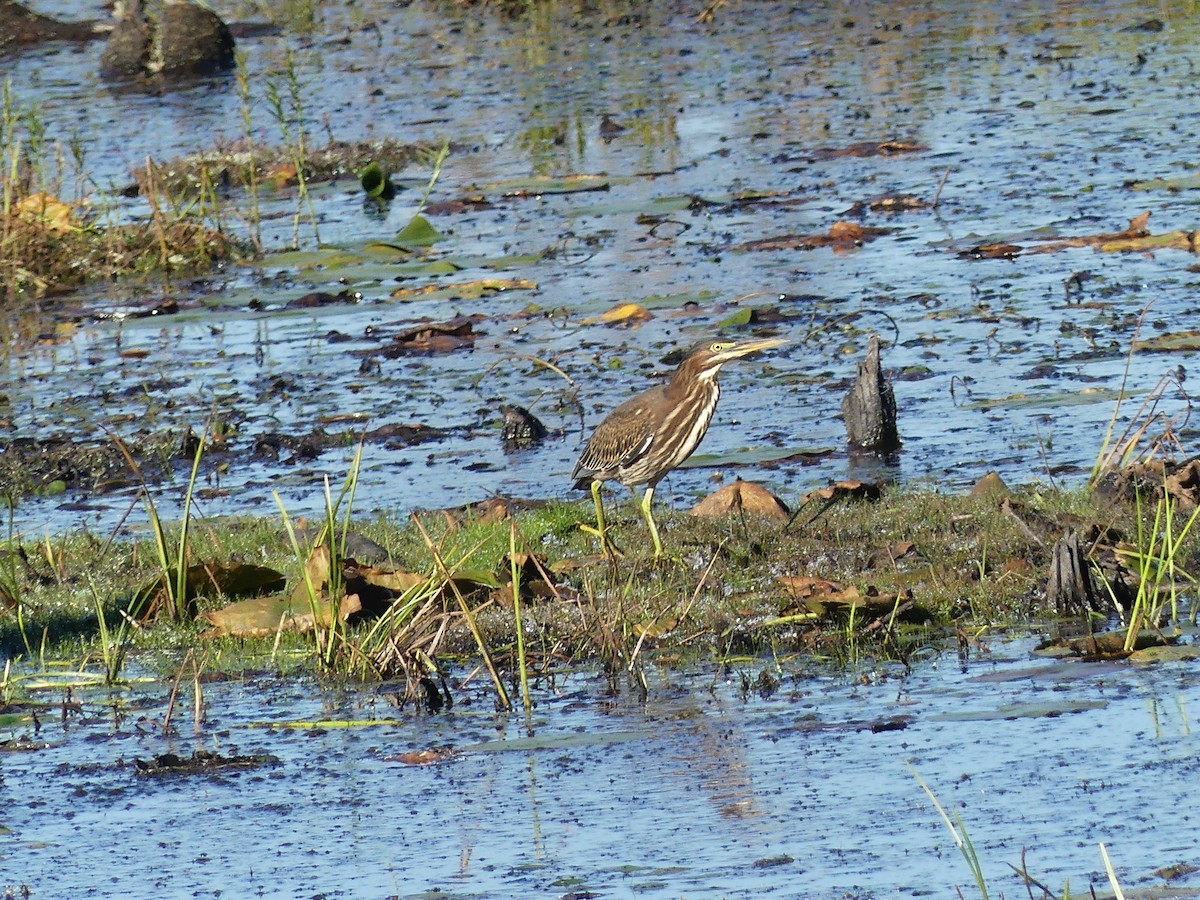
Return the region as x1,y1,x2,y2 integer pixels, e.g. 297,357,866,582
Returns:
233,51,263,253
265,50,319,249
87,576,133,684
909,765,989,900
273,443,364,671
1099,843,1126,900
1111,485,1200,651
412,515,511,710
509,521,531,714
414,141,450,219
111,427,207,621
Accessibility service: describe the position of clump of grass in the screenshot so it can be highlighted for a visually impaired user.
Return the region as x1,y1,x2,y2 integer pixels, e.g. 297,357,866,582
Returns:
112,425,207,623
1101,483,1200,649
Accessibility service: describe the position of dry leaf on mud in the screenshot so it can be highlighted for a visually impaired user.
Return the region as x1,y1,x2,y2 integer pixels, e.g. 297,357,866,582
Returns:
15,192,80,234
583,302,653,325
198,592,362,639
690,481,790,521
382,315,484,355
798,480,882,505
389,747,458,766
732,221,889,253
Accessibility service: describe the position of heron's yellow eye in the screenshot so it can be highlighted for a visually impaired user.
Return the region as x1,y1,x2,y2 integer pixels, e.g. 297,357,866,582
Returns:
712,342,732,353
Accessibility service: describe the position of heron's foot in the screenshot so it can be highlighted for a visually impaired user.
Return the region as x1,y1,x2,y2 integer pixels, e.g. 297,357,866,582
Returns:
579,524,624,559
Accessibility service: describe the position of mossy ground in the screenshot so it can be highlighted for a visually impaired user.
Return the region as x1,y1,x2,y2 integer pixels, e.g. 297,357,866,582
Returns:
0,479,1155,703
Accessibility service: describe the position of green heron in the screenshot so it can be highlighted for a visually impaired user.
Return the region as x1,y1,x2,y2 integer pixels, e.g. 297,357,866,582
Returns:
572,337,788,557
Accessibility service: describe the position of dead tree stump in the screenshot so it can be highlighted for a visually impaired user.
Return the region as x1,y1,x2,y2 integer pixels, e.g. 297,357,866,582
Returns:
841,333,900,453
1046,531,1100,616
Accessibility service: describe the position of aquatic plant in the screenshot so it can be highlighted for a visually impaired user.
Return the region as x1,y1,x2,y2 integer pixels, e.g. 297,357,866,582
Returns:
1103,484,1200,650
265,49,319,250
88,575,133,685
109,424,208,622
274,441,364,670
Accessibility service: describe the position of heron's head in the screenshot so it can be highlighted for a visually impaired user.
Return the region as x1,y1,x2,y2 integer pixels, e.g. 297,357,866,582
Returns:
676,337,788,382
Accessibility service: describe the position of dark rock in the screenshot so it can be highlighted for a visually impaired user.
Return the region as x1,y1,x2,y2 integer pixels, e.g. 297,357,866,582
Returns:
161,1,235,76
100,0,235,81
500,404,548,449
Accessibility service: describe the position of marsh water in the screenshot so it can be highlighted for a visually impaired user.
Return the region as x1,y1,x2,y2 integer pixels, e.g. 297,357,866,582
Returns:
5,0,1200,896
4,631,1200,898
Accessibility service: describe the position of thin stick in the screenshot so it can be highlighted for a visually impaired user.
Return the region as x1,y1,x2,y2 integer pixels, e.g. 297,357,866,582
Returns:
931,166,951,209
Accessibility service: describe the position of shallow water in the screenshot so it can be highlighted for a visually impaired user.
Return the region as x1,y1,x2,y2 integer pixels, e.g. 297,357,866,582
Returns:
3,632,1199,898
4,0,1200,536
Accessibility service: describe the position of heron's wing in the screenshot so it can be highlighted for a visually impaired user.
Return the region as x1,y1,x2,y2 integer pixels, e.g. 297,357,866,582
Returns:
571,389,661,482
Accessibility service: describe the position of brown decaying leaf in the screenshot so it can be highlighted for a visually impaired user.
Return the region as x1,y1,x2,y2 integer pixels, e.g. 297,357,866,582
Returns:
582,302,653,326
732,221,889,253
382,315,484,355
959,211,1197,260
808,140,925,160
689,481,790,521
798,480,881,505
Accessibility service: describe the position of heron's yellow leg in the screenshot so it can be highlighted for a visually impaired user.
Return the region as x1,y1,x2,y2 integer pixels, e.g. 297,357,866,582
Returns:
639,485,664,558
591,480,607,544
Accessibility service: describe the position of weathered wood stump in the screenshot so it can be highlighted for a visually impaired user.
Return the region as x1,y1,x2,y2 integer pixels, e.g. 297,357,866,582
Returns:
1046,530,1100,616
841,333,901,452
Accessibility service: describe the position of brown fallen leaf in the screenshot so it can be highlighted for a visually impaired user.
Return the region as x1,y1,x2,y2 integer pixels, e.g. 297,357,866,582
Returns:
690,480,790,521
798,480,882,505
732,221,889,253
198,592,362,639
389,747,458,766
582,302,653,325
381,315,484,355
808,140,925,160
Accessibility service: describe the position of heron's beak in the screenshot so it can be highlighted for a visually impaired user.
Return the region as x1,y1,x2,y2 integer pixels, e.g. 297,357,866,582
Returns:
721,337,789,360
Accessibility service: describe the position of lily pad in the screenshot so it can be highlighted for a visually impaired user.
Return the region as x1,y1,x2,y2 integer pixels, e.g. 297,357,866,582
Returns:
394,214,444,248
1133,330,1200,353
934,699,1108,721
390,278,537,302
485,174,610,197
681,445,834,469
962,387,1127,411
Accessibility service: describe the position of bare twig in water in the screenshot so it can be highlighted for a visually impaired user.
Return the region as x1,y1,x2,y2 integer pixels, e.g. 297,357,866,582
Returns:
932,166,951,209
